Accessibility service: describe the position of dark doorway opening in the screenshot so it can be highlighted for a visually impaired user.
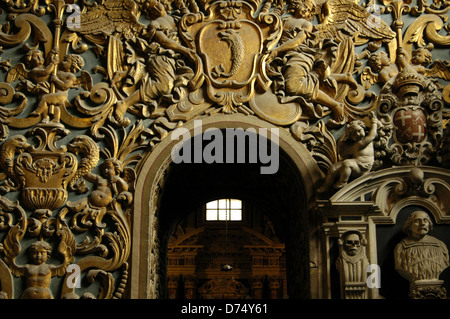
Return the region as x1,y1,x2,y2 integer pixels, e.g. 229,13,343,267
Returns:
156,129,310,298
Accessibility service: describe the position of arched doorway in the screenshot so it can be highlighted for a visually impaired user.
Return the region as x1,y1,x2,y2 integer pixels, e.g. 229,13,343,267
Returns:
130,114,322,298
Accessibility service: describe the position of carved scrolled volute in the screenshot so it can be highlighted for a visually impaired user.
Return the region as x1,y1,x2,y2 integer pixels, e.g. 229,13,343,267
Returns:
336,230,369,299
394,210,449,299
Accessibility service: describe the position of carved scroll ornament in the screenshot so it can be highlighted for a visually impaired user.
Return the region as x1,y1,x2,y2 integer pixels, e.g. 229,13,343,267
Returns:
0,0,448,298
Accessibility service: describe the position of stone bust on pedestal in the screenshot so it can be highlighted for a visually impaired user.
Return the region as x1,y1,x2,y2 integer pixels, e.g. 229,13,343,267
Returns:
394,210,449,298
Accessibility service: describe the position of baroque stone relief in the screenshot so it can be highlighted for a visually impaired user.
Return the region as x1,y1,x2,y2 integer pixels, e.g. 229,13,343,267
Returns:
0,0,447,299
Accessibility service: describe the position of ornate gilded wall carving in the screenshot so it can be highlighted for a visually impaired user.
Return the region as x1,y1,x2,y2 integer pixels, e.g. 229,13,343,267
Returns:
0,0,448,298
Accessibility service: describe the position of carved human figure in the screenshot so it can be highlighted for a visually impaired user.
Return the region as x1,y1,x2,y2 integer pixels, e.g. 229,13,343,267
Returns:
268,0,356,122
85,158,130,209
31,54,86,123
8,47,59,95
336,231,369,298
113,0,195,125
318,112,378,192
363,47,430,89
394,211,449,282
18,241,57,299
367,51,399,84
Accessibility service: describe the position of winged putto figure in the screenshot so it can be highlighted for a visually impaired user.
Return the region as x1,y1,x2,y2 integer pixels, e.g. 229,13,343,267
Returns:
6,46,59,95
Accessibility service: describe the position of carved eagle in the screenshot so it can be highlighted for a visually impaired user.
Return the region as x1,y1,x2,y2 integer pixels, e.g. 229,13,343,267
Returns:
314,0,396,45
68,0,145,40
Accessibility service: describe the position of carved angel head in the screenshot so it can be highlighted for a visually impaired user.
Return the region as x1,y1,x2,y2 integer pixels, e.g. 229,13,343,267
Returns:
101,158,124,177
368,51,390,73
25,49,45,68
411,46,433,67
344,119,367,142
143,0,167,20
61,54,85,73
288,0,316,20
29,240,52,265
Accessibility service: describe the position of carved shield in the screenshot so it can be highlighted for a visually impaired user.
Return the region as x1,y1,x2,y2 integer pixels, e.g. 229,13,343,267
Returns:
180,0,281,111
393,108,427,144
198,22,261,86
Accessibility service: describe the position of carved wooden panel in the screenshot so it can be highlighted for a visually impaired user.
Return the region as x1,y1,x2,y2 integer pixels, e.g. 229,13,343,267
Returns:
0,0,448,299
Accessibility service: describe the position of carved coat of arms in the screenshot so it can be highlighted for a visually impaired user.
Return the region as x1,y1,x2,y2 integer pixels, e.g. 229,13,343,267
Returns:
179,0,281,113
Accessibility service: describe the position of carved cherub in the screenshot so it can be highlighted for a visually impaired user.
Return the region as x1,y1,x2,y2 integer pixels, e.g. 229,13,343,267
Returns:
410,44,450,81
317,112,378,192
7,238,75,299
6,47,59,95
30,53,92,123
362,51,399,88
85,158,132,209
363,45,450,90
69,157,134,216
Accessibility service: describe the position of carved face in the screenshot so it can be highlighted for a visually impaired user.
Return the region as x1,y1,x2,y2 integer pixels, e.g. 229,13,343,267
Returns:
147,1,166,19
31,246,49,265
29,50,45,68
60,56,72,72
101,160,118,177
369,52,390,72
409,211,431,239
349,123,366,142
290,0,314,20
35,158,57,183
411,49,431,66
344,233,361,256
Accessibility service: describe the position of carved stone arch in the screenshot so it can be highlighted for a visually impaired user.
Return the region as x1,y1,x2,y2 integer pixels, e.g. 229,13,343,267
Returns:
325,165,450,223
389,197,449,227
130,113,322,298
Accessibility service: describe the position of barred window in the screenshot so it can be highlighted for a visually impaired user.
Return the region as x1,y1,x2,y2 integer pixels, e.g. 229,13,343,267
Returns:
205,199,242,221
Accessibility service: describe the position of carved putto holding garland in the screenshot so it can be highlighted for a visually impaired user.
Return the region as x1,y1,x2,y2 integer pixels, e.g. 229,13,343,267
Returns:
0,0,448,299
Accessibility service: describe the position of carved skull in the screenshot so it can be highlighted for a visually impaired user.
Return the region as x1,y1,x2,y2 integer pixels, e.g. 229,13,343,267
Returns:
343,233,361,256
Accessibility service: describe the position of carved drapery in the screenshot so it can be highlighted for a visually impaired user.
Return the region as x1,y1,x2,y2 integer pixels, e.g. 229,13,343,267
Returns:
0,0,448,298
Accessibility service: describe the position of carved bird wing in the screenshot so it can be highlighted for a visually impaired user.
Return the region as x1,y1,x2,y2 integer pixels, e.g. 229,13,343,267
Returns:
314,0,396,45
69,0,145,40
2,225,26,277
361,66,379,89
423,60,450,80
53,225,76,276
6,63,29,83
75,70,93,91
122,167,136,192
